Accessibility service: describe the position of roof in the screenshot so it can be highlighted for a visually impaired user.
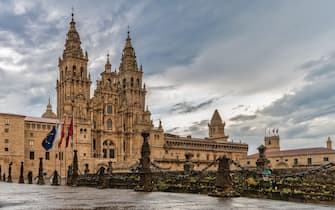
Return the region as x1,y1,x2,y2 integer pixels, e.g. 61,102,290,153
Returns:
211,109,222,124
24,116,59,124
164,133,248,146
247,147,335,158
0,112,25,117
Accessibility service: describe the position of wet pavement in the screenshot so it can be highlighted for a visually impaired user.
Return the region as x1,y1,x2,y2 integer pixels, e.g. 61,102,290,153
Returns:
0,182,334,210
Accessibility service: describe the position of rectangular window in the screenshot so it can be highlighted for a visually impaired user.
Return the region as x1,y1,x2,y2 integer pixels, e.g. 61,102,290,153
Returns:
42,124,46,130
4,128,9,133
294,158,298,165
47,125,51,129
32,124,36,129
30,151,34,160
103,149,107,158
25,123,30,129
247,161,250,165
109,149,115,158
30,133,34,137
324,157,329,162
45,152,50,160
4,139,9,143
37,124,41,129
4,118,9,125
307,158,312,165
4,147,8,152
29,140,34,146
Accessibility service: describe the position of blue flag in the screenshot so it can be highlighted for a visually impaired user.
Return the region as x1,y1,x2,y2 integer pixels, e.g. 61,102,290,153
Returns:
42,126,57,151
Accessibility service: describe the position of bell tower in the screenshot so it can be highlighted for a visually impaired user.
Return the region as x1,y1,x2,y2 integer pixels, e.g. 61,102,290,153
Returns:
56,12,91,121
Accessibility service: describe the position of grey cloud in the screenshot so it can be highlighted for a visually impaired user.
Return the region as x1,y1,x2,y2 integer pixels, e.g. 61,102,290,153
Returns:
171,98,218,114
230,114,257,122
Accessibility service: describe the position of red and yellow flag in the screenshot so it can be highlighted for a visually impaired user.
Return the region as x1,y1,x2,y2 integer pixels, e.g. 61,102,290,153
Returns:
65,118,73,148
58,119,66,148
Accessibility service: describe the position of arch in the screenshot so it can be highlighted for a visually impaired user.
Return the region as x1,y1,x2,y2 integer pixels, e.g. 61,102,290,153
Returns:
107,119,112,130
276,161,289,169
136,78,140,87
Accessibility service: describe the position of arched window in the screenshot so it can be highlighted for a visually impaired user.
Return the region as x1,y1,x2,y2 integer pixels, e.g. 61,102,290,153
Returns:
80,67,84,79
136,78,140,87
93,139,96,150
131,77,134,87
107,119,112,130
123,78,126,89
73,65,76,76
102,140,115,159
107,104,113,114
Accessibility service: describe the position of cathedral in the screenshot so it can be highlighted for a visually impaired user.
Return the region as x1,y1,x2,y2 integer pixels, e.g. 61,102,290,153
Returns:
0,13,248,180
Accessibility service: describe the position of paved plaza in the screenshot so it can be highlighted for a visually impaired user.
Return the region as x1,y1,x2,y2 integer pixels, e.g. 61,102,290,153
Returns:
0,182,333,210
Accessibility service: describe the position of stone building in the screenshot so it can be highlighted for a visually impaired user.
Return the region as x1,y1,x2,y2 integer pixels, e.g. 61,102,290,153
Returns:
240,135,335,169
0,13,248,180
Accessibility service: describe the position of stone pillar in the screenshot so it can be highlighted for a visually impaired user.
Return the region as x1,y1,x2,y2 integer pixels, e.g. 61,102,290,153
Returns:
256,144,269,173
215,156,232,192
52,170,59,186
27,171,33,184
37,158,45,185
71,150,79,187
7,162,12,183
19,162,24,184
135,131,153,192
183,153,194,175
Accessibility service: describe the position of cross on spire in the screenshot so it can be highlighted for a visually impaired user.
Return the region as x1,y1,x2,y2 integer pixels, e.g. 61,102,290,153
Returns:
71,7,74,21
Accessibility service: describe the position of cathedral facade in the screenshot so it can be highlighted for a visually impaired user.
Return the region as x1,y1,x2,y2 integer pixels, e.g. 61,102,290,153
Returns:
0,14,248,180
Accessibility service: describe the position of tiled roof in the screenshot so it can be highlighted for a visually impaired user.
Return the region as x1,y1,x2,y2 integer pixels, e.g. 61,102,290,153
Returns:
24,116,59,124
247,147,335,158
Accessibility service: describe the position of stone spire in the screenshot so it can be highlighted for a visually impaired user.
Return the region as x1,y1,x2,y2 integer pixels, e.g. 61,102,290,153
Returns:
105,53,111,72
42,97,57,119
208,109,228,142
119,27,138,72
62,10,83,59
211,109,223,125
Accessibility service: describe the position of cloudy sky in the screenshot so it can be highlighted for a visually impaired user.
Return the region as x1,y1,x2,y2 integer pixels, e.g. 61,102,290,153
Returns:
1,0,335,153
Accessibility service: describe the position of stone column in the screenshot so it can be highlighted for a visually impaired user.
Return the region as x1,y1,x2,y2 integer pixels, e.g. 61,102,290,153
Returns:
256,144,269,173
135,131,153,192
215,156,232,192
37,158,45,185
183,153,194,175
19,162,24,184
71,150,79,187
7,162,12,183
